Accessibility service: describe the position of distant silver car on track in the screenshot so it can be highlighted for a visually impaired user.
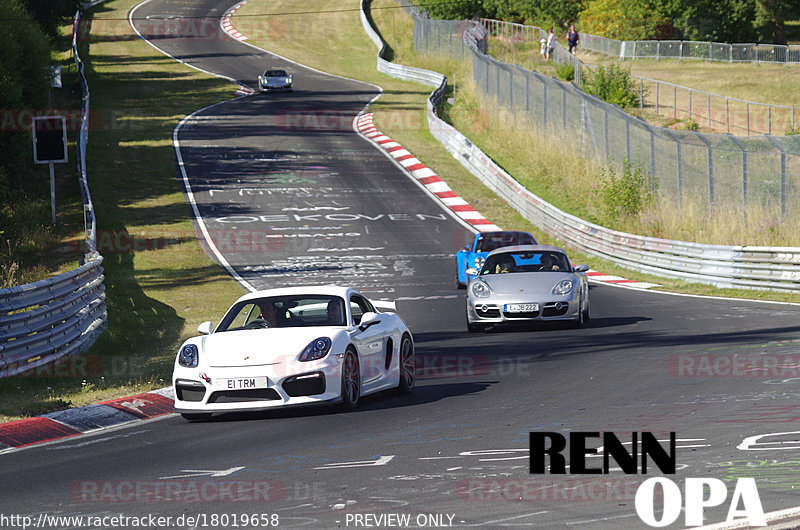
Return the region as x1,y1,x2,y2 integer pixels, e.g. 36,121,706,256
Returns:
465,245,590,332
258,68,292,92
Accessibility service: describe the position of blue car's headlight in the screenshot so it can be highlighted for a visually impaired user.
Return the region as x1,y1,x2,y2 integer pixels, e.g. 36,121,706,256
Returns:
552,280,574,295
471,281,490,298
473,256,485,268
299,337,331,362
178,344,199,367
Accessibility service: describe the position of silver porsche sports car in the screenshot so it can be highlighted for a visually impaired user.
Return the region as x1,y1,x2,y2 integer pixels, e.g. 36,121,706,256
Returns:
258,68,293,92
465,245,590,331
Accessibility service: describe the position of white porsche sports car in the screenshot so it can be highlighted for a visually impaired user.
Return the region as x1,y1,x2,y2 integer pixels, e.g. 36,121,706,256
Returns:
172,286,415,420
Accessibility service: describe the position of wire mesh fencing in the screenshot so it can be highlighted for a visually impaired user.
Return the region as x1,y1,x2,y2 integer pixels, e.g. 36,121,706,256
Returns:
412,15,800,221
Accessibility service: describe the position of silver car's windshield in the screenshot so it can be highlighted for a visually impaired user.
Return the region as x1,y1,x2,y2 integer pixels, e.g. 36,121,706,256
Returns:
264,70,288,77
481,252,570,275
217,295,346,331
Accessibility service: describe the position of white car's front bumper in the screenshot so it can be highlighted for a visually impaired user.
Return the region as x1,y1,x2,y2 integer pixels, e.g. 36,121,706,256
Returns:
173,355,342,413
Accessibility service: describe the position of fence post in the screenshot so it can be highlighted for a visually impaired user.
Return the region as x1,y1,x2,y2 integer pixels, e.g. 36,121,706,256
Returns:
689,88,692,119
726,97,730,134
664,129,683,210
562,88,567,129
640,78,643,110
525,69,529,112
604,108,609,159
626,117,631,161
543,82,548,127
729,135,748,211
707,93,711,128
768,106,771,135
656,82,659,114
673,84,677,118
766,136,787,216
746,102,750,136
695,132,714,207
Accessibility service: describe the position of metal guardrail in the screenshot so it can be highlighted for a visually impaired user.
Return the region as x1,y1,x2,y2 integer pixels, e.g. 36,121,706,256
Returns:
0,9,107,377
360,2,800,293
0,259,106,377
480,18,800,137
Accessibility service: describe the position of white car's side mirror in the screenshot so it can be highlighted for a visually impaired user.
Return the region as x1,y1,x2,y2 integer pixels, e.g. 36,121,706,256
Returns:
197,321,213,335
358,312,381,331
465,267,478,276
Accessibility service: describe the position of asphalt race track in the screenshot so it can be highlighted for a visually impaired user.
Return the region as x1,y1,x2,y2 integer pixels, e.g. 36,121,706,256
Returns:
2,1,800,528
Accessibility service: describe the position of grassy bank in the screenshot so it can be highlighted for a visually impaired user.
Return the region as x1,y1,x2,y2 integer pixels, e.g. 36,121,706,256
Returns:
0,0,244,421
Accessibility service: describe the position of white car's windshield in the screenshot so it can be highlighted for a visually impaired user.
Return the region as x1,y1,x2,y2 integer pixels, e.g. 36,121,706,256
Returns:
217,295,346,331
481,252,570,275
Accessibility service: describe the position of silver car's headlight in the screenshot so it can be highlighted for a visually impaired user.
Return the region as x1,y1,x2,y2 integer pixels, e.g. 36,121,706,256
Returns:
299,337,332,362
178,344,199,367
552,280,574,295
471,281,490,298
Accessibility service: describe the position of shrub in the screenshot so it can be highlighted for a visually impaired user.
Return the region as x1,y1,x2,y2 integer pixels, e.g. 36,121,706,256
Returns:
556,62,575,81
683,117,699,131
584,64,640,109
598,159,654,219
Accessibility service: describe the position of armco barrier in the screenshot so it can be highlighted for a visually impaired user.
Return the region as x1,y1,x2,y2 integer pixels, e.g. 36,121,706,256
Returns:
0,9,107,377
0,258,106,377
359,1,800,293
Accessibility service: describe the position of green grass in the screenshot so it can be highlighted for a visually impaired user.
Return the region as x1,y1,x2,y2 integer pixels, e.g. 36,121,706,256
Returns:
0,0,245,422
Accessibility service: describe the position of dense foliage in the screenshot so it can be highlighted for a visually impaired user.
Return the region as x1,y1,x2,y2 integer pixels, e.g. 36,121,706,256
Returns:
584,64,640,109
0,0,54,204
417,0,800,44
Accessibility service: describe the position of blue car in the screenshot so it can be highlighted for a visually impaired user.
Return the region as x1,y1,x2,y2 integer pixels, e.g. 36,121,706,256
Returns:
455,231,537,289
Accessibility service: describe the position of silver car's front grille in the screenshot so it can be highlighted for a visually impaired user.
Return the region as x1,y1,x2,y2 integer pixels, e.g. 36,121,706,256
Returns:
542,302,570,317
475,304,500,318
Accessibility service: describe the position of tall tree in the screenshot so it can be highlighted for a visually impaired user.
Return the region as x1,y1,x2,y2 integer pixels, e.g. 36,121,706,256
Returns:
23,0,82,39
417,0,487,20
482,0,582,30
755,0,800,44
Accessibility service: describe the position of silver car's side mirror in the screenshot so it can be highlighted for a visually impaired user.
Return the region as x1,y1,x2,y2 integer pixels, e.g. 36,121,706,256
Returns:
197,321,213,335
465,267,478,276
573,264,590,273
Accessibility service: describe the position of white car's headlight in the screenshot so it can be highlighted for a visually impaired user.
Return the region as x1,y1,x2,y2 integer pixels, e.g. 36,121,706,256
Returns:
299,337,332,362
178,344,199,367
471,281,490,298
552,280,574,295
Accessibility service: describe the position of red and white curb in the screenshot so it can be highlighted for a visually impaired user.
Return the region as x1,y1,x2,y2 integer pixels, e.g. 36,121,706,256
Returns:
221,0,249,42
0,388,174,454
587,270,660,289
355,113,502,232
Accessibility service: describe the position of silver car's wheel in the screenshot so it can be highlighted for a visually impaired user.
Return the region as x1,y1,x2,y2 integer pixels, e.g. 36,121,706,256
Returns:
396,334,415,394
341,348,361,409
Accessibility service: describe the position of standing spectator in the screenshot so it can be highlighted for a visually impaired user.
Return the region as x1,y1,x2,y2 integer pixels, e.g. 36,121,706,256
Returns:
539,38,547,61
567,25,580,55
545,28,556,61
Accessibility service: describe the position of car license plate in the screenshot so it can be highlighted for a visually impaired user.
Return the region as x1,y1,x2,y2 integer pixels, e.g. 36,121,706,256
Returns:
505,303,539,313
213,377,269,390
